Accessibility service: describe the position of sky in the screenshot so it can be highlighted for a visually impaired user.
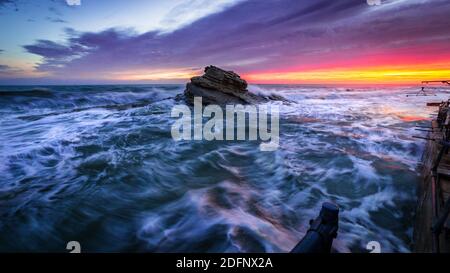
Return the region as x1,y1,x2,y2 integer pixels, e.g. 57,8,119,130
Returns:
0,0,449,85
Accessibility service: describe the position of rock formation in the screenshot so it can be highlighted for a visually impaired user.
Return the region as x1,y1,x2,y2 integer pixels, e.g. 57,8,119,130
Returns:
183,66,288,105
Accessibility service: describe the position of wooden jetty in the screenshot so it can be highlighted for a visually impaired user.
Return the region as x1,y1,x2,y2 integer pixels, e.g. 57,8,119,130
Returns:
413,100,450,252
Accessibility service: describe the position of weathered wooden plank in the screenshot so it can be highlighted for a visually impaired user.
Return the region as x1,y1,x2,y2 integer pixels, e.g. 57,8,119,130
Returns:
441,180,450,194
437,165,450,177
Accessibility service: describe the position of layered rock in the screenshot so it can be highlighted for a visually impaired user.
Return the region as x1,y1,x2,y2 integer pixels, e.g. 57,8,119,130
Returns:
183,66,287,105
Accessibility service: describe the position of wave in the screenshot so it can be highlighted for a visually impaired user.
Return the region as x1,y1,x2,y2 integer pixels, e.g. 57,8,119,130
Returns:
0,84,445,252
0,85,184,115
0,88,55,98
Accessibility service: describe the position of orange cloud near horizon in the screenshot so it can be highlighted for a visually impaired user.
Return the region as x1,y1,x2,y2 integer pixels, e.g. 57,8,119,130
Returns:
98,63,450,85
109,68,200,81
12,59,448,85
243,63,450,85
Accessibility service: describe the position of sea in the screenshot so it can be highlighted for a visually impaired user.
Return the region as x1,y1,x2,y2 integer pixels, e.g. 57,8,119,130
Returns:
1,84,449,252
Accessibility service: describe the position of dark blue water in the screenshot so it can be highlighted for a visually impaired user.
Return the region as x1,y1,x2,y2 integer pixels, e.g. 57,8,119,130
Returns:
1,84,448,252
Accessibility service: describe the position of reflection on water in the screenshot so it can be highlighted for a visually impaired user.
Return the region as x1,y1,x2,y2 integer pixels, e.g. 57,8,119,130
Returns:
0,84,449,252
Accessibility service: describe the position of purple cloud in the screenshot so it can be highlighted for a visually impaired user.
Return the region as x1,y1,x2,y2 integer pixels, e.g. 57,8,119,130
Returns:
24,39,86,61
0,0,13,6
0,64,19,76
0,0,17,11
21,0,450,81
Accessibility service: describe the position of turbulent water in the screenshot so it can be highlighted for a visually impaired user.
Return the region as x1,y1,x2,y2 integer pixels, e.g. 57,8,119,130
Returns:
1,84,449,252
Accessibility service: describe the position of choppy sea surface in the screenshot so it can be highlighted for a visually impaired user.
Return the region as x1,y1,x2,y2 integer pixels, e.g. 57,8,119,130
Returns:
1,84,449,252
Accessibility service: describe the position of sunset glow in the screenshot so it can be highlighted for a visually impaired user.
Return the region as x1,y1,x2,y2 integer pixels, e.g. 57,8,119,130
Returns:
0,0,449,85
244,65,450,85
109,69,200,82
